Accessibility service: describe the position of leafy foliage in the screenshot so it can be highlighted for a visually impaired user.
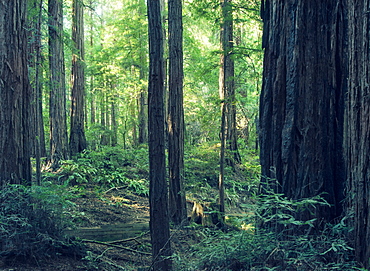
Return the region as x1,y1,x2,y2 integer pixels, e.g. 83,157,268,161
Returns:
174,191,359,271
0,184,84,261
43,146,150,196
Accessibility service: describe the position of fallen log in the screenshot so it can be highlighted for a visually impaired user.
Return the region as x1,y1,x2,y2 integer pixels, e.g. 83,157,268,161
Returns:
64,222,149,242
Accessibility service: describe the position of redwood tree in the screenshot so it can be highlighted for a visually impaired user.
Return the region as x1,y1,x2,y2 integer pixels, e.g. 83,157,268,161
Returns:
219,0,240,167
70,0,87,155
0,0,32,185
28,0,46,184
168,0,187,225
259,0,345,226
147,0,172,269
218,0,238,221
345,0,370,267
49,0,69,168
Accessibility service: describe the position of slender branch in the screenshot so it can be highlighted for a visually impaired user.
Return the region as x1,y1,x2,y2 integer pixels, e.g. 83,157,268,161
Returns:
82,239,151,255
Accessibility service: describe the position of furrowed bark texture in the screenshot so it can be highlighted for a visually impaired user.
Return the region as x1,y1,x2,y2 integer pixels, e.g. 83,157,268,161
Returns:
29,0,46,160
70,0,87,155
147,0,172,269
168,0,187,225
259,0,346,224
0,0,31,185
49,0,69,168
345,0,370,267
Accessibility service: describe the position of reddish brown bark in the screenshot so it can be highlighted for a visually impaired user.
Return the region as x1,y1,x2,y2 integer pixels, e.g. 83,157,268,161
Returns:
168,0,187,225
0,0,32,185
259,0,345,226
70,0,87,155
49,0,69,168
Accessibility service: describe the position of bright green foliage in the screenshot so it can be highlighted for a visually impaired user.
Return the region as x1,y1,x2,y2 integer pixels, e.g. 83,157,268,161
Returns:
42,146,150,196
182,0,262,148
84,0,148,147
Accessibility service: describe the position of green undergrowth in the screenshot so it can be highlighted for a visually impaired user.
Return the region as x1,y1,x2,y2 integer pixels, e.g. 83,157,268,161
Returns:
174,190,360,271
42,145,150,196
184,142,260,203
0,183,84,263
29,144,363,270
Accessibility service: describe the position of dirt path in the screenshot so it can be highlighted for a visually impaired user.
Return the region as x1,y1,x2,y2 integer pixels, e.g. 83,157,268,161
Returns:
1,188,199,271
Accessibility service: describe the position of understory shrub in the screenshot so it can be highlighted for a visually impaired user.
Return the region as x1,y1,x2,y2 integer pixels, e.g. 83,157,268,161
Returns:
174,191,360,271
0,184,84,262
42,146,150,196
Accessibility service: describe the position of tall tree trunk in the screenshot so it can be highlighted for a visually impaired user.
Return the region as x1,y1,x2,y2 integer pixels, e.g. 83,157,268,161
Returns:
88,0,95,128
0,0,32,186
147,0,172,269
49,0,69,169
259,1,345,227
168,0,187,225
219,0,240,167
70,0,87,155
345,0,370,267
28,0,46,184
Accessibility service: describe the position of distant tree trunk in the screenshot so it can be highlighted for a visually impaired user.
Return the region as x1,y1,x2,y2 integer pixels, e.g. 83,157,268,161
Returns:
138,85,148,144
100,91,109,146
168,0,187,225
70,0,87,155
259,1,345,227
88,1,96,128
90,83,96,124
28,0,46,184
138,57,148,145
219,0,240,167
219,99,226,222
0,0,32,186
147,0,172,268
138,0,148,144
111,97,118,146
49,0,69,169
345,0,370,267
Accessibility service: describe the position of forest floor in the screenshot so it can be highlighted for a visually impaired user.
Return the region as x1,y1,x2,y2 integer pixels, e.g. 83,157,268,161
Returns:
0,187,208,271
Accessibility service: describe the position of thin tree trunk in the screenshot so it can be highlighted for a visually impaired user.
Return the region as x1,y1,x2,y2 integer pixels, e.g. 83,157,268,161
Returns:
219,0,241,167
219,100,226,223
111,98,118,146
137,0,148,145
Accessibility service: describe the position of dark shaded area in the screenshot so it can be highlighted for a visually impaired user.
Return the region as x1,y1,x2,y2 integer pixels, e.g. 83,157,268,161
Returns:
259,0,346,228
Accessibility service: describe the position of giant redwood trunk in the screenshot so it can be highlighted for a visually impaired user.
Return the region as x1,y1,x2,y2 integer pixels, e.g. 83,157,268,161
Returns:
345,0,370,267
0,0,31,185
259,1,346,225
